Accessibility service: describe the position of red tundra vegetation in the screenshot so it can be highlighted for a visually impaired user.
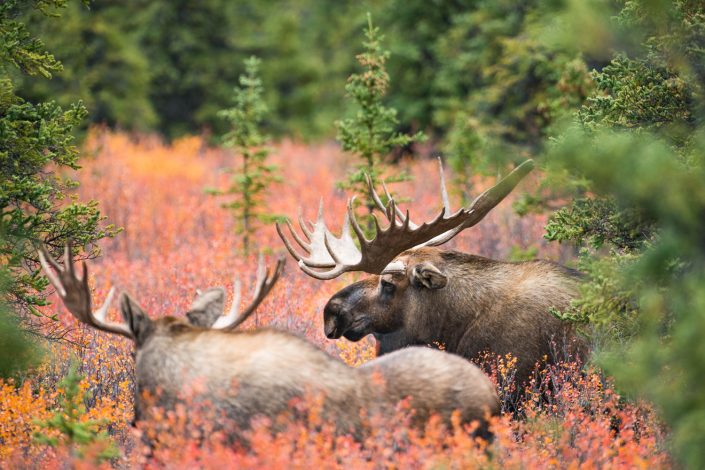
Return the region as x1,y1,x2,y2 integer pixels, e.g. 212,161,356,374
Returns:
0,130,669,468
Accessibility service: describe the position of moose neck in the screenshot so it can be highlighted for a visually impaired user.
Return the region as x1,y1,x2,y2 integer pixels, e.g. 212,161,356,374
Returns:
373,329,423,355
405,253,512,351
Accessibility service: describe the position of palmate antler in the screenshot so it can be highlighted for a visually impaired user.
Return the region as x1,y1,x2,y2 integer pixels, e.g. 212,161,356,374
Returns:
277,159,534,280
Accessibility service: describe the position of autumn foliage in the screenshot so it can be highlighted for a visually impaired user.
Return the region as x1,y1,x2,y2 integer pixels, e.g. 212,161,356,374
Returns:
0,130,669,468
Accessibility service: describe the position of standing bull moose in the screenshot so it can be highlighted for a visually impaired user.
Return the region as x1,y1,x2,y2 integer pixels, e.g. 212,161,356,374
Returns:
278,159,585,386
39,244,498,441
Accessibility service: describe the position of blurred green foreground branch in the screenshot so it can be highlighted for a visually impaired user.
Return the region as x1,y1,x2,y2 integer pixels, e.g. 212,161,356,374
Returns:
539,1,705,467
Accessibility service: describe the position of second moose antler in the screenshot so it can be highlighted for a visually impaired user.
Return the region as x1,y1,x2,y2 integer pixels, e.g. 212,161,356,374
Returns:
39,244,130,338
277,159,534,279
39,243,284,336
188,255,285,330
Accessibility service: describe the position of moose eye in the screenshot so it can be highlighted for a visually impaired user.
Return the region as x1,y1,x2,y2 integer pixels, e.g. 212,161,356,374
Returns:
381,280,396,295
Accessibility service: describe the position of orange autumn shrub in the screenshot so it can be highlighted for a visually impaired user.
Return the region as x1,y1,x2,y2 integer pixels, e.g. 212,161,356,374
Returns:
0,129,670,468
0,380,52,460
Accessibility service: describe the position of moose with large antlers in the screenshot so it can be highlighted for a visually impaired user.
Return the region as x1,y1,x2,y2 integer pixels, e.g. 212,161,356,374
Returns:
39,244,499,441
278,160,586,386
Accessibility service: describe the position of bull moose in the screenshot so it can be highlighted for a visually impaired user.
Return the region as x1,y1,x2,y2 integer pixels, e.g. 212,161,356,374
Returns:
277,159,585,386
38,244,498,441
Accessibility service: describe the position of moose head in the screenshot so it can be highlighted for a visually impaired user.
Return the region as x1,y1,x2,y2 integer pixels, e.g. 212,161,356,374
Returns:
277,159,535,343
38,244,284,345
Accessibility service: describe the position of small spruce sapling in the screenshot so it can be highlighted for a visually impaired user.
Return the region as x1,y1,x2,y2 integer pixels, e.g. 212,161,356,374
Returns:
210,56,282,255
34,363,118,461
336,13,425,230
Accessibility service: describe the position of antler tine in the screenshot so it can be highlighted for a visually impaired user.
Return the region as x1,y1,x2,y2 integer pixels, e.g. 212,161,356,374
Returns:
64,244,74,276
366,174,391,220
347,196,369,245
382,180,419,229
276,221,304,262
277,204,323,253
251,253,268,300
423,159,535,247
277,217,338,268
376,159,451,228
402,208,412,231
366,173,419,229
39,246,66,297
279,194,368,279
437,157,451,214
210,278,242,329
276,200,346,269
38,243,132,339
297,207,313,240
285,219,311,254
93,287,117,323
277,195,367,281
215,255,285,331
323,231,345,266
299,260,349,280
384,198,394,224
467,159,534,218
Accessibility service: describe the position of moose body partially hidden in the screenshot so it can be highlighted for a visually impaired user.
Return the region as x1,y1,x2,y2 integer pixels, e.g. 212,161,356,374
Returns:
325,247,582,386
39,245,499,442
278,159,586,386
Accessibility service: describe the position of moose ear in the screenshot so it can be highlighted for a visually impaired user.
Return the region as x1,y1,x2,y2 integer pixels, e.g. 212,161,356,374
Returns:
119,293,154,345
186,287,226,328
410,262,448,290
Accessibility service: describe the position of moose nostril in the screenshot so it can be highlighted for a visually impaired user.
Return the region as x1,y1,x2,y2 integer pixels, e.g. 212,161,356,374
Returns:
324,322,338,338
323,299,345,339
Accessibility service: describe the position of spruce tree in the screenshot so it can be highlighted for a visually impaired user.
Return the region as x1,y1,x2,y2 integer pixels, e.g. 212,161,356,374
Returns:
540,1,705,465
0,0,117,331
34,363,118,461
336,13,425,228
211,56,281,255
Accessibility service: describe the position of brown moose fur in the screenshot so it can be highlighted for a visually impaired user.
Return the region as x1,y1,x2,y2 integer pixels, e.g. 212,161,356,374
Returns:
323,246,586,386
359,347,498,437
120,293,499,440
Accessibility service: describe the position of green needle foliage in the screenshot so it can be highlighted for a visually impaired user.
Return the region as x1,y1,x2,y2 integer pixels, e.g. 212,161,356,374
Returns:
0,307,38,378
0,263,40,378
539,1,705,466
545,126,705,468
0,0,118,332
18,1,156,132
12,1,594,149
336,13,425,227
34,363,119,461
211,56,282,255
